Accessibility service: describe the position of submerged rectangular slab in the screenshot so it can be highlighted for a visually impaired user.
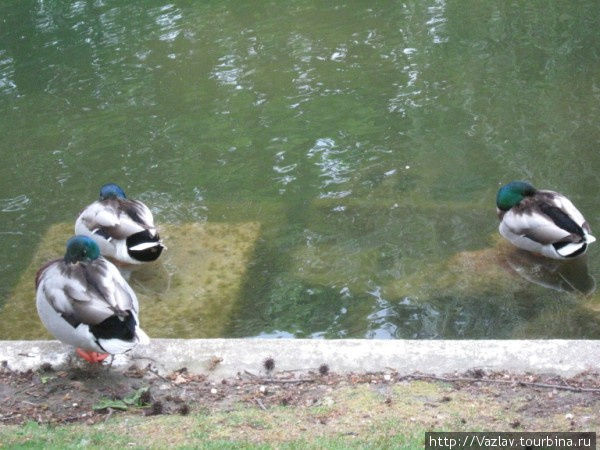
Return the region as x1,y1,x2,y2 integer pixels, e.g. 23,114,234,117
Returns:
0,339,598,378
0,222,260,339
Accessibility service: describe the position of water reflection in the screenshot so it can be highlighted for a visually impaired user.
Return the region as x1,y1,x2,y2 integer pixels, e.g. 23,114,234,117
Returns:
505,250,596,295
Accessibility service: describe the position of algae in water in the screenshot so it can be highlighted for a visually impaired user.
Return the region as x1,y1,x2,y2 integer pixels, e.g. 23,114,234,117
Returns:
1,222,260,339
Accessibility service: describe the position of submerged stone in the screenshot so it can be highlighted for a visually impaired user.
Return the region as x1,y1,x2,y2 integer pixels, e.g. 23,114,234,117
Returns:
1,221,260,339
289,228,596,338
386,236,595,300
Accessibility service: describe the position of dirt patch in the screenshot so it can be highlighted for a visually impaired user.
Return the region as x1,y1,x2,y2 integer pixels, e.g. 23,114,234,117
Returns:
2,359,600,430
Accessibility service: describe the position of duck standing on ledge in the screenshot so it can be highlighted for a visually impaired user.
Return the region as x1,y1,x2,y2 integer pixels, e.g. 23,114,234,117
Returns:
75,183,164,266
496,181,596,259
36,236,149,363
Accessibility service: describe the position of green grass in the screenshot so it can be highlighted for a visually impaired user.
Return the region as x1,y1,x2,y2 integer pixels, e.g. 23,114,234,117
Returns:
0,418,423,449
2,379,598,448
0,421,132,449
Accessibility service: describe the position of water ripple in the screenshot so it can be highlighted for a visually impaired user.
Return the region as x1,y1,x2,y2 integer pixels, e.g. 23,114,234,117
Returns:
155,4,183,42
307,138,351,188
136,190,207,223
273,164,297,174
427,0,449,44
0,51,17,95
0,195,30,212
212,53,243,89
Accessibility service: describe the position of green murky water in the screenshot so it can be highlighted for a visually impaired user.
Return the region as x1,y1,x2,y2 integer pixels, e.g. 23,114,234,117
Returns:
2,0,600,338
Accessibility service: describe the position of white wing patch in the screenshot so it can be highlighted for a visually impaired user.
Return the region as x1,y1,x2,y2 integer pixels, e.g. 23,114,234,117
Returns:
502,209,570,244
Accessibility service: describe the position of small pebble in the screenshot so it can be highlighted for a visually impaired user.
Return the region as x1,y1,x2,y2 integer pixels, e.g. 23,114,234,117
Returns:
210,388,218,395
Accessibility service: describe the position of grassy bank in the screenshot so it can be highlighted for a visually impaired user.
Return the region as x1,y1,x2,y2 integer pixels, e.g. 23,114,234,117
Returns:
2,373,599,449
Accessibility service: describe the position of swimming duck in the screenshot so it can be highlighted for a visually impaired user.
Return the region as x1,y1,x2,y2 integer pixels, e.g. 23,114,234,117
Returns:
75,183,164,266
36,235,149,363
496,181,596,259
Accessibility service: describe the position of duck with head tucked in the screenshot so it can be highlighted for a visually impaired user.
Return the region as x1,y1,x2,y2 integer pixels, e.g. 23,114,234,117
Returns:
36,236,149,363
75,183,164,267
496,181,596,259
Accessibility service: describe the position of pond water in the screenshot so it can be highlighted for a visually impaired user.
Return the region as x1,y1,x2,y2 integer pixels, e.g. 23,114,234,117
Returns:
2,0,600,339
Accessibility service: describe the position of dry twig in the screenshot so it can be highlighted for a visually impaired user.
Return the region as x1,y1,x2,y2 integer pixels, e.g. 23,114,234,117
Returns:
404,374,600,393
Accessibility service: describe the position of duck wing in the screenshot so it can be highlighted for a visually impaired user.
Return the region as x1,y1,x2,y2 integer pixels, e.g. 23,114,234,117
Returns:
98,199,156,240
78,199,151,240
77,200,127,240
77,201,120,229
539,190,591,233
121,199,156,229
38,258,138,328
504,194,585,245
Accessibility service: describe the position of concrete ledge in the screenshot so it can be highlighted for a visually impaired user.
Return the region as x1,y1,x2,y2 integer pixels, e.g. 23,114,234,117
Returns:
1,339,598,378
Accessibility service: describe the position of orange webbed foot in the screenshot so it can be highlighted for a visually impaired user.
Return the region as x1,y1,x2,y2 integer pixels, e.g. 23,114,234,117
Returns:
76,348,109,363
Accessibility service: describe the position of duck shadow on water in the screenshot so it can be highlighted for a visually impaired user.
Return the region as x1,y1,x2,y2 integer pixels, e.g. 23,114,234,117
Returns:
503,249,595,295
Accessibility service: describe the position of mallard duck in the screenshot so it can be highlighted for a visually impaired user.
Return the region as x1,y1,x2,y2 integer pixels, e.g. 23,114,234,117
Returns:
36,235,149,363
496,181,596,259
75,183,164,266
